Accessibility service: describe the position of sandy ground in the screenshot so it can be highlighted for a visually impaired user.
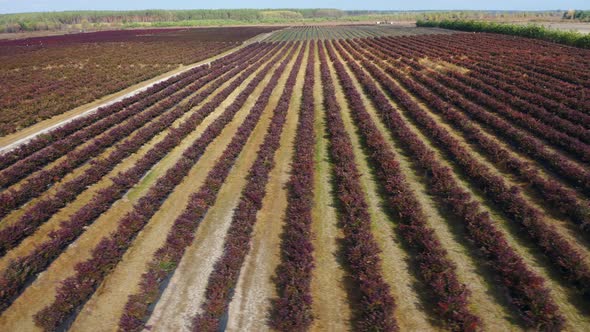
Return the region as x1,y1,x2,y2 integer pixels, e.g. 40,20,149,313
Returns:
66,46,288,332
224,42,305,332
308,44,352,332
143,44,296,332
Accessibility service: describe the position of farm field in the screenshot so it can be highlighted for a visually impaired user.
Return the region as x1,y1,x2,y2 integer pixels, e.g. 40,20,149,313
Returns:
0,24,590,332
0,26,278,136
264,25,453,41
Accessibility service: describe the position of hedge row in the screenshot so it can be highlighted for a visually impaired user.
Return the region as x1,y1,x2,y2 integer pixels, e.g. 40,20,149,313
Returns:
340,38,565,330
328,40,481,330
317,40,397,331
116,42,298,332
0,42,279,315
417,20,590,49
270,41,316,331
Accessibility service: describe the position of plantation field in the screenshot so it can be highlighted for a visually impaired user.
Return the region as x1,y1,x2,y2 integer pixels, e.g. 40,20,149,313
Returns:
0,26,278,136
1,25,590,331
264,25,453,41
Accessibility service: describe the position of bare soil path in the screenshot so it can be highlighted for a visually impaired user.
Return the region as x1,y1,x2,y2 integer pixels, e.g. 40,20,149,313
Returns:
308,43,352,332
225,43,305,332
144,44,298,332
0,42,283,332
67,43,292,332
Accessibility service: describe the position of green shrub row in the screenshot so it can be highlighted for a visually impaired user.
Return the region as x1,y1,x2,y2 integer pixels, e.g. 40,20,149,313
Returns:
417,19,590,48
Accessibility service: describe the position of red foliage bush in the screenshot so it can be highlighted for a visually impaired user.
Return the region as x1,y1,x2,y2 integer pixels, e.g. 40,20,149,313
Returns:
0,42,279,315
270,41,316,331
116,42,298,332
338,37,574,328
328,40,480,331
315,40,398,331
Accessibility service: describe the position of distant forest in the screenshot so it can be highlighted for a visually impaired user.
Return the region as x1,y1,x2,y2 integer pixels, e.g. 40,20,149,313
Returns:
0,9,573,33
563,10,590,21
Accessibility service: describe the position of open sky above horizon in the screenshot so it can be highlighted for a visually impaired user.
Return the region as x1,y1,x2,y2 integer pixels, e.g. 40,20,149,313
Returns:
0,0,588,14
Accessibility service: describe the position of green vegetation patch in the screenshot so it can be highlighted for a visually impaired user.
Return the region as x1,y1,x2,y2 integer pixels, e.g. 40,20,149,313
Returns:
417,19,590,48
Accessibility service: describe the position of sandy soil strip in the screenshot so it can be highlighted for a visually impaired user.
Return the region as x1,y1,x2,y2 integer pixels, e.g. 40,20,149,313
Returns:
66,45,292,332
0,48,262,271
143,44,299,332
334,42,523,330
225,43,306,332
0,69,215,232
307,43,352,332
327,48,441,331
353,52,590,330
0,32,272,152
0,44,282,332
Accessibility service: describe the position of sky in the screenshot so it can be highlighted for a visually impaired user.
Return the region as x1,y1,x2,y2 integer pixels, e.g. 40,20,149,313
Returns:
0,0,588,14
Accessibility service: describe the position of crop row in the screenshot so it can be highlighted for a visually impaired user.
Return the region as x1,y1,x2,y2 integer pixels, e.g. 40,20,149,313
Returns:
31,42,292,331
0,42,230,136
0,42,263,172
387,36,590,133
410,38,590,127
193,42,305,331
0,62,210,191
0,43,273,256
0,42,262,189
454,33,590,88
349,38,590,298
0,27,278,136
116,42,298,331
0,64,211,211
371,37,590,165
265,26,389,42
338,38,566,330
410,34,589,112
317,40,397,331
358,38,590,198
327,40,481,330
0,60,203,170
413,34,590,110
359,38,590,234
0,42,280,315
270,41,316,331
